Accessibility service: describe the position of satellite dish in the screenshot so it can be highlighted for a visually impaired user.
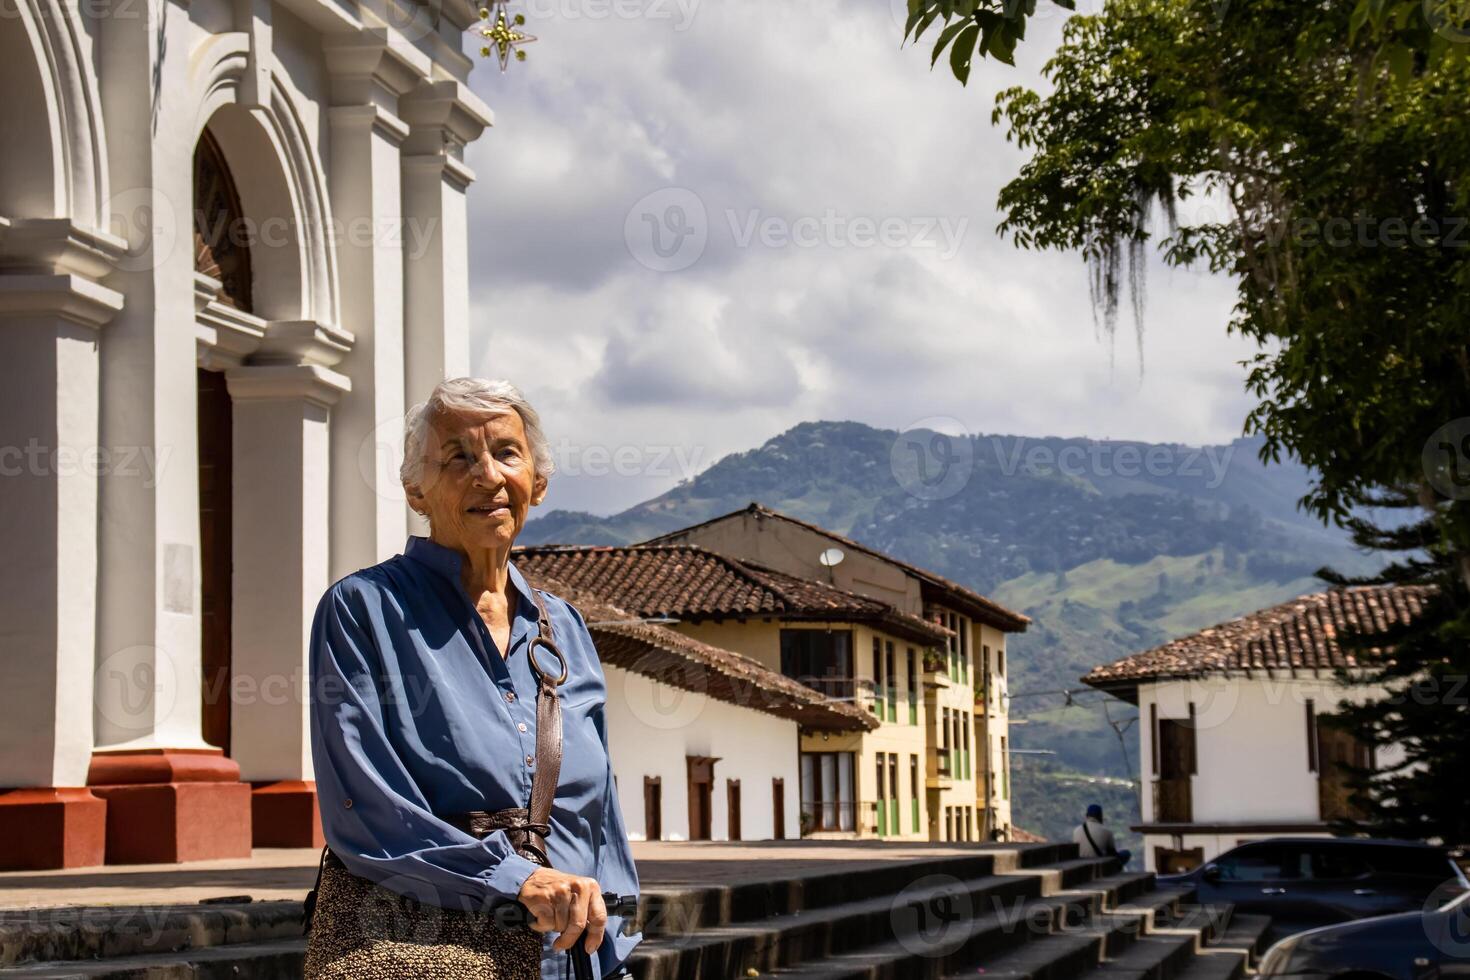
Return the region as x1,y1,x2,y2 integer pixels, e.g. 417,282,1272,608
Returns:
818,547,845,568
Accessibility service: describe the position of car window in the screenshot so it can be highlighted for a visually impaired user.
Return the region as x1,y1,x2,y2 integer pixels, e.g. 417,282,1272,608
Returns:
1309,845,1370,881
1216,844,1304,881
1361,846,1456,879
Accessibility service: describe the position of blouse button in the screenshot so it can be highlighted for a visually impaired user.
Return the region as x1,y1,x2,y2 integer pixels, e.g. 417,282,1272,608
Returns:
344,798,353,809
505,691,516,703
517,722,528,733
525,754,534,766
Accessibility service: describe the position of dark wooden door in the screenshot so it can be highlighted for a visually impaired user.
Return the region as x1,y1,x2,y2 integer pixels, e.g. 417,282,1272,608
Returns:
1155,717,1195,822
726,779,741,841
687,756,716,841
1317,716,1371,821
198,368,233,754
772,778,785,840
643,777,662,841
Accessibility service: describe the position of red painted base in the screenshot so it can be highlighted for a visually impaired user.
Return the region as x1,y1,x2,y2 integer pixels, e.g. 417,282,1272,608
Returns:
0,788,107,870
88,749,253,864
251,780,324,848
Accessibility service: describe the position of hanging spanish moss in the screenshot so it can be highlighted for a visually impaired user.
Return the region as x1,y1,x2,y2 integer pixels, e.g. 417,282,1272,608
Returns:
1085,181,1177,376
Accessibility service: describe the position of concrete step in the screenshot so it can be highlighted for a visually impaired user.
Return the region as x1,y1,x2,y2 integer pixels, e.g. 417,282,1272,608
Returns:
1079,931,1199,978
0,845,1133,980
634,877,1102,979
1172,948,1250,980
635,846,1062,939
0,936,308,978
1207,912,1271,968
0,902,306,968
761,891,1137,980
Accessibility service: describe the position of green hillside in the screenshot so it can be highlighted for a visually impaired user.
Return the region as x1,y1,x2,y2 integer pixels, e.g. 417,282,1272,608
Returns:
524,420,1376,844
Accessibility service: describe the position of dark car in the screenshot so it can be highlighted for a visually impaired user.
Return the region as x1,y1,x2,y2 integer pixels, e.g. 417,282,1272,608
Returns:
1257,890,1470,979
1160,838,1468,942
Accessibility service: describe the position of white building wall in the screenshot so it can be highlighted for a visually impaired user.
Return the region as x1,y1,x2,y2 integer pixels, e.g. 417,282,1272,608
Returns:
603,665,800,842
1139,675,1398,869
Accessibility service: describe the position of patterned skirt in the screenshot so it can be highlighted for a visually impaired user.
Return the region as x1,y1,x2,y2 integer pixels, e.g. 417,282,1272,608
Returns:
303,851,544,980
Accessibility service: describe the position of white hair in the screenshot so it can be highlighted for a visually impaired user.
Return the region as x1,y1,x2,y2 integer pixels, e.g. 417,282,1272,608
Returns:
399,377,555,489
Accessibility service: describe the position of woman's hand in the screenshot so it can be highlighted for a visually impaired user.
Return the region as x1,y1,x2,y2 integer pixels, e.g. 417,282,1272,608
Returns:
517,867,608,954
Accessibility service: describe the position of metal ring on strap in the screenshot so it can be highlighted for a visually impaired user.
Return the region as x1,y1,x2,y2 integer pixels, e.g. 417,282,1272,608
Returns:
528,635,569,686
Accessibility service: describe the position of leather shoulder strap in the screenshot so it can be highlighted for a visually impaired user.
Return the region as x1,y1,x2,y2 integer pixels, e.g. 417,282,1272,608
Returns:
526,589,565,858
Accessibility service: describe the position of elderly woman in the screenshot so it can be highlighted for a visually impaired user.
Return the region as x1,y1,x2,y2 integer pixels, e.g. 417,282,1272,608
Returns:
303,378,640,979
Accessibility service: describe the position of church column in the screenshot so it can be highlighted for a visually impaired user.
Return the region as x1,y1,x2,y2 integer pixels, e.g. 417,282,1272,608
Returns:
0,220,124,869
324,33,426,581
85,0,252,864
227,357,348,847
399,80,491,404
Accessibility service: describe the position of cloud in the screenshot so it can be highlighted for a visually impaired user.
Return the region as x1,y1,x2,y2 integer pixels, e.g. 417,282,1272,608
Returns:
463,0,1259,516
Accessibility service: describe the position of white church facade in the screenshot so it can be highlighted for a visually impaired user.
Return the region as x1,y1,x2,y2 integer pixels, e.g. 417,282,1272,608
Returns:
0,0,492,867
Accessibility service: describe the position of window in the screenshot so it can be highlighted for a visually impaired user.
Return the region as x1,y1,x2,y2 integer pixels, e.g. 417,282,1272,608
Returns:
1000,735,1009,799
871,636,883,715
1215,844,1303,882
981,644,991,703
643,777,662,841
906,648,918,724
962,712,971,779
938,708,952,777
887,754,899,836
958,615,968,683
885,641,897,720
875,755,888,836
1306,699,1318,772
909,755,920,832
780,629,853,698
954,712,963,777
1307,844,1370,882
801,752,855,832
997,647,1005,678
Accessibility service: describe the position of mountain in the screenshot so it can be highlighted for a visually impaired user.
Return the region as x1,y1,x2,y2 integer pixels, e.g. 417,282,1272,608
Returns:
523,420,1377,843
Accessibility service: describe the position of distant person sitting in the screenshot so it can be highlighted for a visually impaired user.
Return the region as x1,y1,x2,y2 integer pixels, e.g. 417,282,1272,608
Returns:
1073,804,1131,869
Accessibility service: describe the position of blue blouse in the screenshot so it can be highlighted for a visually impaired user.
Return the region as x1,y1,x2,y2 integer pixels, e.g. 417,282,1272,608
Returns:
309,535,642,978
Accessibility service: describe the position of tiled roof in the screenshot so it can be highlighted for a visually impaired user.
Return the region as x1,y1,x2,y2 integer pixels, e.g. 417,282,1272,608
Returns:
1081,585,1435,692
520,570,879,733
1009,826,1047,844
641,503,1030,632
514,543,951,646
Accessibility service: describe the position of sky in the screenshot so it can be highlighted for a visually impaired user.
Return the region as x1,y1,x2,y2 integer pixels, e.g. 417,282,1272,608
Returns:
461,0,1259,516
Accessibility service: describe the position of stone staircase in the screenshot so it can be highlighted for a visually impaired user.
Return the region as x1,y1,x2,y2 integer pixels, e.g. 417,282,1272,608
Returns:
0,844,1270,979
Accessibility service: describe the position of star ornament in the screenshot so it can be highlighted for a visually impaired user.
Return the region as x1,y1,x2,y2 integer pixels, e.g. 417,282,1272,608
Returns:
475,4,537,71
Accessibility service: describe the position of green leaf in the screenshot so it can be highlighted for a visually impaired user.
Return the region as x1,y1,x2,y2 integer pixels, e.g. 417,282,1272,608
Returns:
931,18,972,67
951,22,980,84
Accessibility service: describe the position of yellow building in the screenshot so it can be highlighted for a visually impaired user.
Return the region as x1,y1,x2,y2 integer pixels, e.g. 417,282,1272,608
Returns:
647,503,1029,842
520,502,1029,843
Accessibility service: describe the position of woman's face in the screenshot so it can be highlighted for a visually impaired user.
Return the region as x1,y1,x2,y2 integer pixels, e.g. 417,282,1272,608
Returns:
408,406,546,555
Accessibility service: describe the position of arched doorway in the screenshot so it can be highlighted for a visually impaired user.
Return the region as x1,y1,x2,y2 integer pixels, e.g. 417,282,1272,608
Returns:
194,128,253,755
0,15,58,219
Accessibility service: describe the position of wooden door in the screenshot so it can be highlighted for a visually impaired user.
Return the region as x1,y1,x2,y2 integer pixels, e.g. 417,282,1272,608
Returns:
727,779,741,841
1155,717,1196,822
643,777,662,841
772,778,785,840
1317,716,1371,821
686,756,716,841
198,368,233,754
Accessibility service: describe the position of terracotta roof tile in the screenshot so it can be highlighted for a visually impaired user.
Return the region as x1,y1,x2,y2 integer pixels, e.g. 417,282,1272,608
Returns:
514,543,951,646
519,570,879,733
1082,584,1434,691
641,503,1030,632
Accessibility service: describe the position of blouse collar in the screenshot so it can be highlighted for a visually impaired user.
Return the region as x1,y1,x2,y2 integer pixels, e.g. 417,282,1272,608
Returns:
402,535,539,624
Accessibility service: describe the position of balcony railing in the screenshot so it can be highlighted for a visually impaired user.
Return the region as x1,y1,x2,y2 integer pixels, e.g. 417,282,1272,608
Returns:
801,800,856,833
